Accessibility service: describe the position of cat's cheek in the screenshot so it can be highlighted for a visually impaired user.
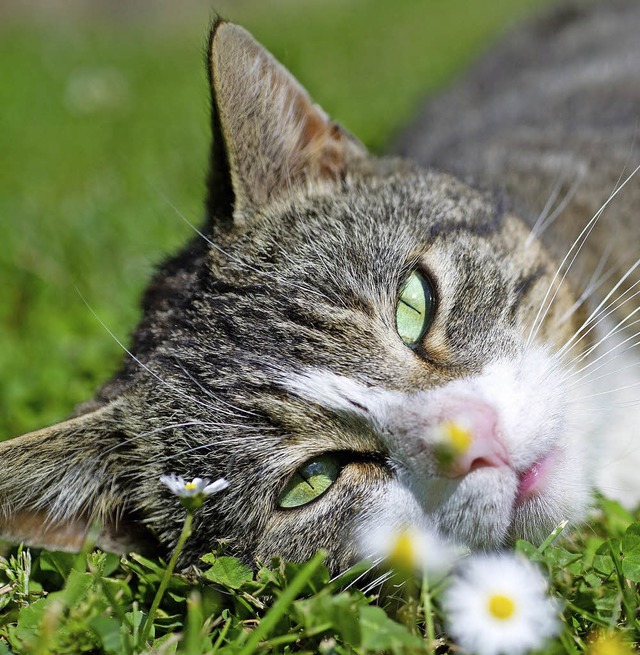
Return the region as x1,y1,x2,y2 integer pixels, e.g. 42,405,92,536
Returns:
255,461,395,569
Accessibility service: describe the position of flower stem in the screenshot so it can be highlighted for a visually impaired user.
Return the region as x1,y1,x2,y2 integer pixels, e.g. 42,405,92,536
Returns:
422,572,436,654
138,510,194,648
397,576,419,634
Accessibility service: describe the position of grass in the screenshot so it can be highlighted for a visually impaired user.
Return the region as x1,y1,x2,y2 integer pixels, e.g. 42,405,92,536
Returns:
4,1,638,653
1,498,640,653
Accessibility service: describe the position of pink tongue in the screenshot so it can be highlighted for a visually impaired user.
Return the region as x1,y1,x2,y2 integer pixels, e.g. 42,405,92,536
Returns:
517,457,549,503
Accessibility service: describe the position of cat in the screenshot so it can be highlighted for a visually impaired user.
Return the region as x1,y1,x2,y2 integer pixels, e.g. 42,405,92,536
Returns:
1,0,639,573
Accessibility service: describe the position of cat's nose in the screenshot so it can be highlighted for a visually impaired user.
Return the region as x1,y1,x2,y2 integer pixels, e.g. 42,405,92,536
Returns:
432,401,509,478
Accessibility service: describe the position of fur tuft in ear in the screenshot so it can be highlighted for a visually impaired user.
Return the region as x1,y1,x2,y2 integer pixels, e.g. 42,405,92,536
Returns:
206,20,368,227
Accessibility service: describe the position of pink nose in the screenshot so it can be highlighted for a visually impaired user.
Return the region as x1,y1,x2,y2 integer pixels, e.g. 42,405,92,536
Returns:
435,400,509,478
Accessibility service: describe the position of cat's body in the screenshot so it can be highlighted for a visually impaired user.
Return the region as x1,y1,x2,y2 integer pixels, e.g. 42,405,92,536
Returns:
1,1,640,572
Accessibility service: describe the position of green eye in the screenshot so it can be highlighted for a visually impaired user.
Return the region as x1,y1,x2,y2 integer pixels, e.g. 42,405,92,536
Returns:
396,270,434,346
277,455,340,508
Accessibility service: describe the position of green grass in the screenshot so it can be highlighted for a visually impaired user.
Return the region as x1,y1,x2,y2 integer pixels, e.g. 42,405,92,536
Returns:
7,1,637,654
1,498,640,654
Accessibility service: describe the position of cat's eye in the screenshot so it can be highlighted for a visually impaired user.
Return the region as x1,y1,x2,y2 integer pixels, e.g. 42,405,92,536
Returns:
396,270,435,346
277,455,340,508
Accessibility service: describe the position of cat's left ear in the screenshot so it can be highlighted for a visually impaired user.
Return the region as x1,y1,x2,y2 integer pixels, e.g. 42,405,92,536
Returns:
206,20,369,227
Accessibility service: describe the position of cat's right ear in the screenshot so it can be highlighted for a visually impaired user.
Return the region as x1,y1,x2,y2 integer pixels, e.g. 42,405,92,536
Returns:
205,19,369,228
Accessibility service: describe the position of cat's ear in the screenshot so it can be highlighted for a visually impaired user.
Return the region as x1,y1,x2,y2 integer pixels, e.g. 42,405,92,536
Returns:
206,19,368,227
0,405,154,554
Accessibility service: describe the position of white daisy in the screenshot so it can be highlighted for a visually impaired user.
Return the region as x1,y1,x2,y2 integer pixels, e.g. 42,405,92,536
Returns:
432,418,473,472
160,474,228,510
361,523,459,581
442,553,559,655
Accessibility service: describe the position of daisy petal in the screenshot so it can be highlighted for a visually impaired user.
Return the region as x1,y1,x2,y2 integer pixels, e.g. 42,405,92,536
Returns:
442,553,559,655
203,478,229,495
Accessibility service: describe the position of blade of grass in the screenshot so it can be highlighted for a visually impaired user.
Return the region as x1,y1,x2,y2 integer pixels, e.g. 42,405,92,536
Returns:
236,550,325,655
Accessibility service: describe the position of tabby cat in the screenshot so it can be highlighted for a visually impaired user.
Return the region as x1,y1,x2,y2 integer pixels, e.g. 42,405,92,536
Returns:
1,0,639,572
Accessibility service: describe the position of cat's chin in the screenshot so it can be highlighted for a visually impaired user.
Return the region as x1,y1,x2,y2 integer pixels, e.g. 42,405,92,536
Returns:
426,466,518,549
427,458,577,550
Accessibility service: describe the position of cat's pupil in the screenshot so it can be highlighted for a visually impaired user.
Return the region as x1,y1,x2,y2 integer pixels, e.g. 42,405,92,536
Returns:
396,270,434,347
277,455,340,508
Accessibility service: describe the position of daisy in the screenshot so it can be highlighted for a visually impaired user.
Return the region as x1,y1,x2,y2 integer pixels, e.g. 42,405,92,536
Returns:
432,418,473,472
361,523,459,582
160,474,228,510
442,553,559,655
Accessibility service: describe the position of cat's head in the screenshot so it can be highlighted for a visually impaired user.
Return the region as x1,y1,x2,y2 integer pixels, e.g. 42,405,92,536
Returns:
0,21,593,570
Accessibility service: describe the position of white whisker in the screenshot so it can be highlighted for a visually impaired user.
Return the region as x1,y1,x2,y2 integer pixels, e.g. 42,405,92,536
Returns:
362,570,395,596
527,169,584,246
568,332,640,383
331,557,383,590
171,434,280,458
560,297,640,377
528,163,640,350
555,245,614,326
173,359,260,418
555,259,640,361
568,336,640,390
150,181,336,305
573,379,640,401
77,289,229,418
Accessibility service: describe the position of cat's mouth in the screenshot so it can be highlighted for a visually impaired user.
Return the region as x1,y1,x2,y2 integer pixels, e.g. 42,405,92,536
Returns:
515,449,558,505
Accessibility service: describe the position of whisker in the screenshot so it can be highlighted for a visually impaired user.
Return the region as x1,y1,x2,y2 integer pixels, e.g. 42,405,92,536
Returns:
559,295,640,378
76,289,226,417
555,245,614,326
555,259,640,361
102,421,231,456
527,168,584,246
172,358,261,419
362,569,395,596
535,171,584,240
568,335,640,390
150,182,336,305
563,298,640,371
526,173,567,247
331,557,383,590
171,434,280,458
573,379,640,402
527,163,640,350
568,331,640,383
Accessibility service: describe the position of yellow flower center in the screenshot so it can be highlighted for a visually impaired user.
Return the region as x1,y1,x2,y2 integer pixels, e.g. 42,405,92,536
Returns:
487,593,516,620
443,420,472,455
388,529,417,571
184,481,197,490
588,632,633,655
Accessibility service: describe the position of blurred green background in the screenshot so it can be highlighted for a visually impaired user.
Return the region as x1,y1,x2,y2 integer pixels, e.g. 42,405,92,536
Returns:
0,0,557,438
